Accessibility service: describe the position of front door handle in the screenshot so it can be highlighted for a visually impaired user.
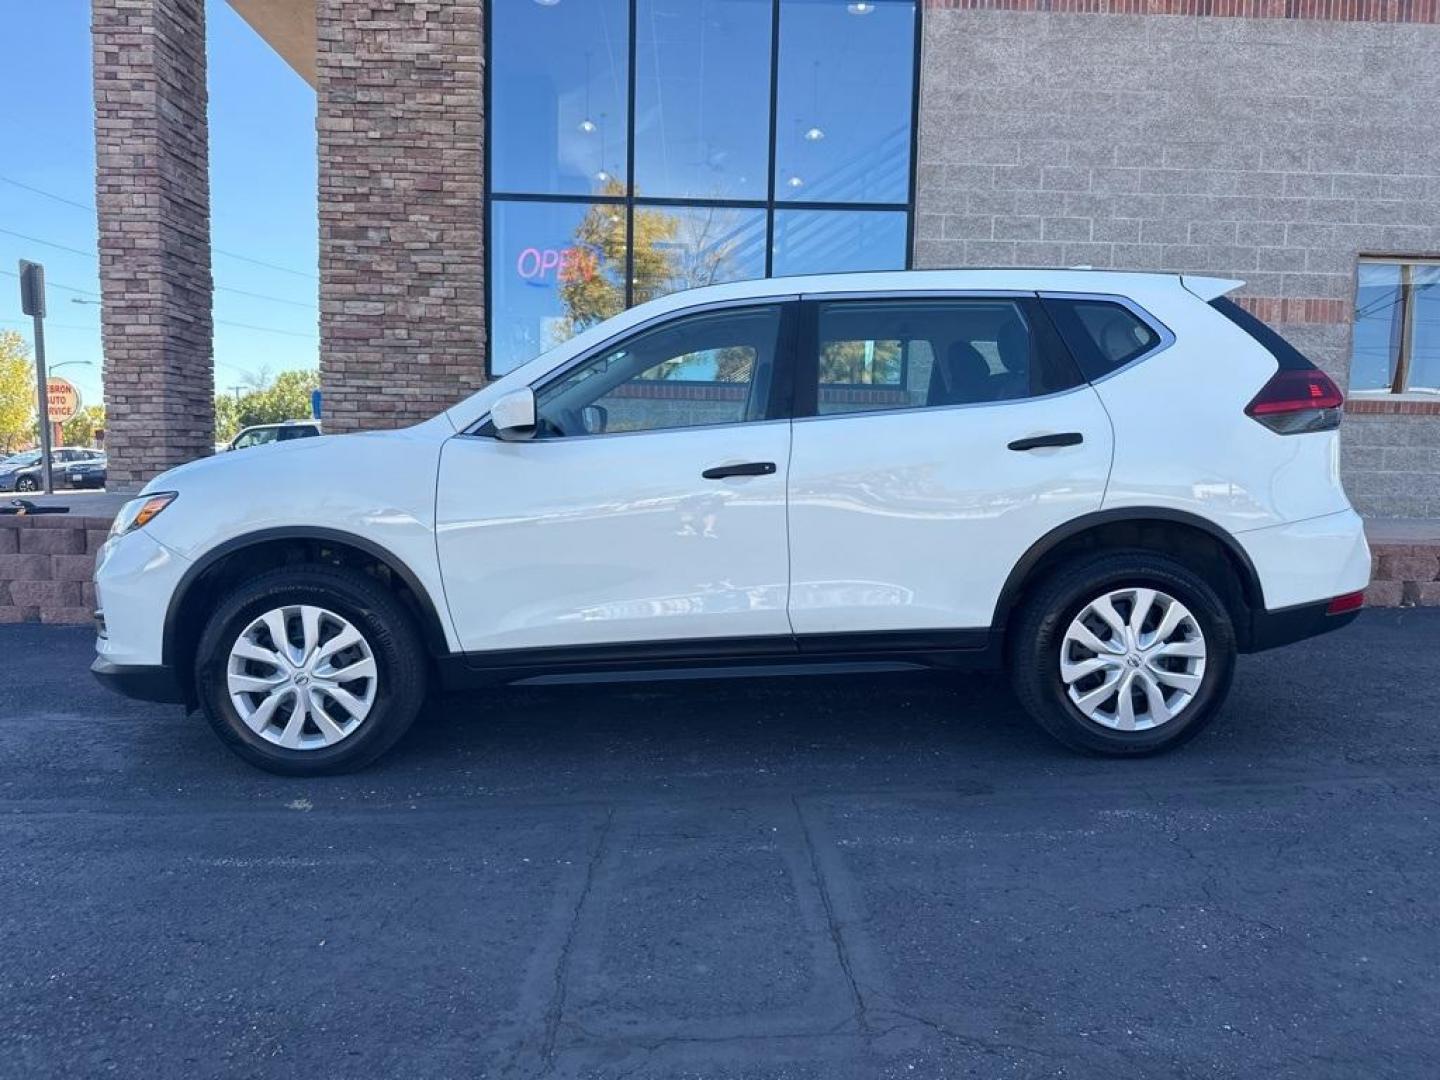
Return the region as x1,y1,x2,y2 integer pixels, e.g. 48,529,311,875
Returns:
1008,432,1083,452
702,461,777,480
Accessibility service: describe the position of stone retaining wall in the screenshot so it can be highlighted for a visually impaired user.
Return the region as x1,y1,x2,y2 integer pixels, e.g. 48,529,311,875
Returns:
0,517,111,625
1367,541,1440,608
0,513,1435,626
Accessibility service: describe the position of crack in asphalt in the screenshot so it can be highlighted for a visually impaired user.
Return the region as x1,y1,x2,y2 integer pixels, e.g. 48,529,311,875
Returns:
792,795,870,1035
533,806,614,1079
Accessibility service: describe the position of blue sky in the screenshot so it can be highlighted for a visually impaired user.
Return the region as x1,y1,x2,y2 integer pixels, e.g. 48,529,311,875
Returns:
0,0,318,410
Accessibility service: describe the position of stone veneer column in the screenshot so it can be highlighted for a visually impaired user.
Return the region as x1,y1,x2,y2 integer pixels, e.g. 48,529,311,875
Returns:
92,0,215,489
316,0,486,433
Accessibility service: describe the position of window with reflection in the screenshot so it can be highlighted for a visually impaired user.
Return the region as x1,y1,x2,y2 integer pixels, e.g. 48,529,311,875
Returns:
490,200,629,375
1351,260,1440,396
535,305,784,436
488,0,918,375
491,0,629,196
775,0,914,204
634,0,772,200
772,209,907,276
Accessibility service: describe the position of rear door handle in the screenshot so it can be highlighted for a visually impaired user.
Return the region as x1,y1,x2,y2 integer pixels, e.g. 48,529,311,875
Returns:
702,461,777,480
1008,432,1083,452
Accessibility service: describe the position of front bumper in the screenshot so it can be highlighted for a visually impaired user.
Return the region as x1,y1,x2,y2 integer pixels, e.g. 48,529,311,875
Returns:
93,529,193,669
91,656,187,704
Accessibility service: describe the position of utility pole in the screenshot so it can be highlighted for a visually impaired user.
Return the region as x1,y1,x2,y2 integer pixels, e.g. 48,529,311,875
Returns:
18,260,53,495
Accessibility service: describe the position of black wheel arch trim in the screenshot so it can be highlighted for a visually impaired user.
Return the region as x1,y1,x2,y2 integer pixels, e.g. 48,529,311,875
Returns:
161,526,454,668
992,507,1265,637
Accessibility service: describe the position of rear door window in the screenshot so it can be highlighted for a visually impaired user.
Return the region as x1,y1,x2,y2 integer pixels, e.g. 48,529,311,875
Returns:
805,297,1082,418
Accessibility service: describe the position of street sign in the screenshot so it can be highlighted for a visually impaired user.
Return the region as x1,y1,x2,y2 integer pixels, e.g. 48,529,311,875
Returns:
18,260,45,318
46,377,81,424
17,259,53,492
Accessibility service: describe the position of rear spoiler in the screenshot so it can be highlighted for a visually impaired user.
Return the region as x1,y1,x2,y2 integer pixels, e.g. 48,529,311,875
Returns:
1181,275,1245,302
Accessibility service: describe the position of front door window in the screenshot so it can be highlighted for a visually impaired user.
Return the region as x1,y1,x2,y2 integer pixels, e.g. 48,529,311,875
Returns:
534,304,785,437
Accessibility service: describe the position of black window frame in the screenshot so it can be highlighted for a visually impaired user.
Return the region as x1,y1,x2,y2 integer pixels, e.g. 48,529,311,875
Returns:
482,0,923,379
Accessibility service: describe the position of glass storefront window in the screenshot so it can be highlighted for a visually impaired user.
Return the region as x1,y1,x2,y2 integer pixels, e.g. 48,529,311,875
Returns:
489,0,918,375
489,200,629,375
771,209,907,277
774,0,914,204
632,204,767,303
634,0,773,200
491,0,629,196
1351,260,1440,396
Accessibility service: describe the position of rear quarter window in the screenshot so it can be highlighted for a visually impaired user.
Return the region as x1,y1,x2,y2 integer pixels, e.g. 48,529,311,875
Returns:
1041,298,1164,381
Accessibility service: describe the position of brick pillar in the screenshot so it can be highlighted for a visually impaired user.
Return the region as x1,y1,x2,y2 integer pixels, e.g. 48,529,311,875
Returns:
316,0,487,434
93,0,215,489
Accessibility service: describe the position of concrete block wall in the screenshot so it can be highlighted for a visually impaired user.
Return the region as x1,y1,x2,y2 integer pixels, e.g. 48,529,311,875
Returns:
914,6,1440,517
315,0,487,433
0,518,111,625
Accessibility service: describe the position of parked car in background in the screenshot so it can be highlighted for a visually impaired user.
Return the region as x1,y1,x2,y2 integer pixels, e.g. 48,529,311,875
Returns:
226,420,321,451
91,269,1370,775
64,453,108,490
0,448,107,492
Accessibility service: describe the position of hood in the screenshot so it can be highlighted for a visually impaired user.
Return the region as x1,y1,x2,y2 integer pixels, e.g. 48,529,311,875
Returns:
139,413,457,496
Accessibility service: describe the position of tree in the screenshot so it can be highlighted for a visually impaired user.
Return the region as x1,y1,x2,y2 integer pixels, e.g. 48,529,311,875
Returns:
61,404,106,448
213,369,320,443
0,331,36,454
556,182,747,340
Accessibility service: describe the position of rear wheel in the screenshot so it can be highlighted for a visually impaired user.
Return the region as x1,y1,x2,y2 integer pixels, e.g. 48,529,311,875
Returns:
195,564,427,775
1008,551,1237,755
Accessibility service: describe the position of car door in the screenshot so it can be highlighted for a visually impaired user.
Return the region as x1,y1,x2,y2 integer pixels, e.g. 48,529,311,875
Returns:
785,293,1114,637
436,300,798,655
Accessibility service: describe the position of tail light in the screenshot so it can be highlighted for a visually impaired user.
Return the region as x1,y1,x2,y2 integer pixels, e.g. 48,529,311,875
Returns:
1244,368,1344,434
1326,590,1365,616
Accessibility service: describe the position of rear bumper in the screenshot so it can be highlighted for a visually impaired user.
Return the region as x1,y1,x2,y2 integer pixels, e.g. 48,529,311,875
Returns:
91,656,187,704
1235,509,1371,610
1245,599,1361,654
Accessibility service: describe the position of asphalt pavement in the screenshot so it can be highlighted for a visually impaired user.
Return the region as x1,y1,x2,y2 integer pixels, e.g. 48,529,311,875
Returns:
2,612,1439,1079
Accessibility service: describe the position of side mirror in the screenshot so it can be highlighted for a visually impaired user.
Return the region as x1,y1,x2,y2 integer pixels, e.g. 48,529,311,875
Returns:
581,404,608,434
491,387,537,442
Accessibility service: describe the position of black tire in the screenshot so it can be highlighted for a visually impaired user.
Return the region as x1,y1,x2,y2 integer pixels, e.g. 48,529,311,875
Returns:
1008,551,1237,756
194,564,428,775
16,475,37,492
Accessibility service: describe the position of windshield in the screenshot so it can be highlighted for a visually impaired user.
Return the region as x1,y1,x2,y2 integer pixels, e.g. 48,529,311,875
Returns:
2,450,41,467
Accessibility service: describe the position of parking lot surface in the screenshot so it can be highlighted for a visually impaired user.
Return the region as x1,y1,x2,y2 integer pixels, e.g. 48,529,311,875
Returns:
3,613,1439,1079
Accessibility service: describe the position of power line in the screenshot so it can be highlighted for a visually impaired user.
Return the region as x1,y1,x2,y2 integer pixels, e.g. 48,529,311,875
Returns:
0,175,90,212
2,265,316,340
0,174,319,281
0,228,315,310
0,267,99,297
212,284,313,310
0,317,98,332
215,319,316,339
0,227,93,258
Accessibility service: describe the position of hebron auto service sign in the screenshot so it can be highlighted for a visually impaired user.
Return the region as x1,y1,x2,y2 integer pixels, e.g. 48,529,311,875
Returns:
46,377,81,423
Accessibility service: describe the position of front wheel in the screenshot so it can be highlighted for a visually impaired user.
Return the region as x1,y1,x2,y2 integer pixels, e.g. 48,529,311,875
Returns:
1008,551,1237,755
195,564,428,775
15,475,38,492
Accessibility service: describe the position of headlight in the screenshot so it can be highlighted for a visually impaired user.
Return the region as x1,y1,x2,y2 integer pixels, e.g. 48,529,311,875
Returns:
109,492,178,539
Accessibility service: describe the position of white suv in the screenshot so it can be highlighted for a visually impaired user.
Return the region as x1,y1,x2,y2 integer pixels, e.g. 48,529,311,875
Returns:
92,270,1370,774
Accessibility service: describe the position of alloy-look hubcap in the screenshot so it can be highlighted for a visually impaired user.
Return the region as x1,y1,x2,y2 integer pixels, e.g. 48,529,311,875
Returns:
226,605,378,750
1059,587,1207,732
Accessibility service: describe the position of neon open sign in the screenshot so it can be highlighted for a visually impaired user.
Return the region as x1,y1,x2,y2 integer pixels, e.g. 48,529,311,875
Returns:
515,245,599,285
